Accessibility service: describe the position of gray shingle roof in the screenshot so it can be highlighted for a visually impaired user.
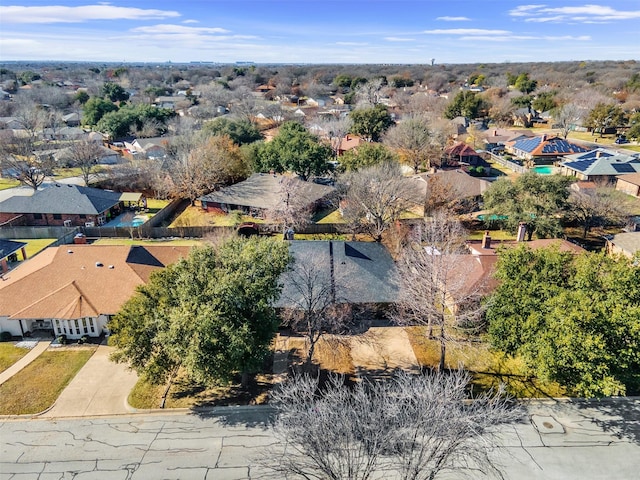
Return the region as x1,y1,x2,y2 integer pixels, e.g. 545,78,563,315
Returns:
277,240,398,307
561,148,640,176
200,173,334,210
0,184,122,215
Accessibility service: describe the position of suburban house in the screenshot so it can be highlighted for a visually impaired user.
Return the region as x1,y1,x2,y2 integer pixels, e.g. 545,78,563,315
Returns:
276,240,398,315
0,244,190,339
337,134,364,156
0,184,140,227
199,173,335,218
417,169,491,213
512,106,545,128
35,144,120,166
0,239,28,274
615,172,640,198
123,136,173,159
441,142,482,166
483,129,534,152
559,148,640,182
606,232,640,258
506,134,591,164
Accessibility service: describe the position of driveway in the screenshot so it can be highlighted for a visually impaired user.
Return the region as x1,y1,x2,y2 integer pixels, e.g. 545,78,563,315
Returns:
41,344,138,418
350,327,419,375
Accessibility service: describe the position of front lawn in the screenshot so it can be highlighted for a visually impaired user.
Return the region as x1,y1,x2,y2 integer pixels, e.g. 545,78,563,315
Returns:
129,370,276,409
0,343,30,373
0,347,96,415
405,327,565,398
170,205,262,227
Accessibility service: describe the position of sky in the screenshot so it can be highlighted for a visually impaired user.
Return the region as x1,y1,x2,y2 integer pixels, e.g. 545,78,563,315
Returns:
0,1,639,64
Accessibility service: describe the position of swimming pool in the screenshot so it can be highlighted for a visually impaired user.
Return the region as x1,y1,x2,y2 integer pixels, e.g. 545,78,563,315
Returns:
117,217,146,228
531,166,556,175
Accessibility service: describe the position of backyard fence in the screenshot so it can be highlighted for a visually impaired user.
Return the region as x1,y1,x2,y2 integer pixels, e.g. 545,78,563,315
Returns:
488,152,528,174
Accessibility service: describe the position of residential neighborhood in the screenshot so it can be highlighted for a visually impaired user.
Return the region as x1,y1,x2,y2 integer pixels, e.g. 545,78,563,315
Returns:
1,3,640,477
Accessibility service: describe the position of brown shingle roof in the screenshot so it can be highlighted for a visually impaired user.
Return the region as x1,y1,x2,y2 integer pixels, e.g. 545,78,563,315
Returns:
0,245,190,319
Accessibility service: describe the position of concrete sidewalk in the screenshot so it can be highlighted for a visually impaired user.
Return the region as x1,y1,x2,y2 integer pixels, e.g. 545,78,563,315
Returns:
41,344,138,418
0,340,51,386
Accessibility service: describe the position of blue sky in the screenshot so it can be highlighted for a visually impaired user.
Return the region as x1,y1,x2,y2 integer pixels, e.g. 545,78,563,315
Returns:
1,1,639,64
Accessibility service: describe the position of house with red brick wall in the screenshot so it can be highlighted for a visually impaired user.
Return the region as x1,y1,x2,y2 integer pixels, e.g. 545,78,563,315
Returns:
0,184,134,227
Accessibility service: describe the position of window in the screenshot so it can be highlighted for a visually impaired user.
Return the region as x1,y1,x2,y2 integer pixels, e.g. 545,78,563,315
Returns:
54,319,61,335
53,214,62,220
79,214,86,219
82,318,88,334
89,318,95,334
33,213,42,220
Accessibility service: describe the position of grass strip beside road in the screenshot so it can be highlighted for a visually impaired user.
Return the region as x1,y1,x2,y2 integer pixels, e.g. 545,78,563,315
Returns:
0,343,30,374
0,347,96,415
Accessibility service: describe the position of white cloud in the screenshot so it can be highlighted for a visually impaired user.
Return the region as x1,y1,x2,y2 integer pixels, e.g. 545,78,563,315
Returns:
509,5,548,17
335,41,369,46
384,37,415,42
423,28,511,35
182,20,199,24
131,24,229,34
436,16,471,21
460,34,591,42
509,4,640,22
0,4,180,23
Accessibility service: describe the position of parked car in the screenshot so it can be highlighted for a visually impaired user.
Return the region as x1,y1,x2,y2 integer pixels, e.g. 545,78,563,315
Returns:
615,136,629,144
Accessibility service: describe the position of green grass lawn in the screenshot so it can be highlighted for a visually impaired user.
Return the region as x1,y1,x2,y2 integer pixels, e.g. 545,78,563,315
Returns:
0,347,96,415
0,343,30,374
467,230,517,241
170,206,263,227
92,238,205,247
405,327,565,398
129,370,274,409
145,198,170,214
51,167,83,180
14,238,57,258
0,178,20,190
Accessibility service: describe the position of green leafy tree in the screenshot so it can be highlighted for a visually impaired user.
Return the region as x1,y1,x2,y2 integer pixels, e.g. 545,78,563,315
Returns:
628,112,640,141
532,91,556,112
487,247,640,397
109,238,291,387
444,91,486,120
202,117,263,145
257,121,332,180
96,109,137,138
74,91,90,105
510,95,532,108
82,97,118,125
102,82,130,102
333,74,353,89
349,104,395,142
514,73,537,94
586,103,627,136
339,143,397,172
483,172,573,240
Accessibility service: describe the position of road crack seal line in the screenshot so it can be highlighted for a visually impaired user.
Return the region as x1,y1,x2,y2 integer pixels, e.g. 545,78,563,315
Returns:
512,425,544,471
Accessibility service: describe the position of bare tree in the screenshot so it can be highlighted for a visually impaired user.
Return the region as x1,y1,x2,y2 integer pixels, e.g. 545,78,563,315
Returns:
165,134,249,204
385,114,433,173
264,369,522,480
65,139,105,185
339,161,423,242
0,133,52,190
394,211,487,371
265,176,316,234
279,252,350,368
554,103,584,139
320,116,352,159
568,187,627,238
355,78,384,107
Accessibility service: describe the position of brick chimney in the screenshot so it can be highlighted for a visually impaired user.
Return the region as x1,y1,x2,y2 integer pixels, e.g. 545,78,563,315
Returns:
517,222,527,242
482,230,492,249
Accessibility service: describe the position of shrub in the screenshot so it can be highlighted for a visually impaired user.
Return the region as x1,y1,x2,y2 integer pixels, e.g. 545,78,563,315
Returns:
0,331,12,342
57,335,67,345
476,166,485,175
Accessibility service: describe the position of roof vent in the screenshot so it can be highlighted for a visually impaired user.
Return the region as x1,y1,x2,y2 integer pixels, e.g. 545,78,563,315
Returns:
95,262,103,267
67,249,73,254
108,265,114,269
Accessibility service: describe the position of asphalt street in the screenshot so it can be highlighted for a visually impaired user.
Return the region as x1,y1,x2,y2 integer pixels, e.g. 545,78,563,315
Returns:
1,398,639,479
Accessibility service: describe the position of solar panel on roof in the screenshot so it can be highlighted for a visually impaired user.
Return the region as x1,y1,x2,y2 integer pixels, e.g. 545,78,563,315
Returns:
612,163,637,173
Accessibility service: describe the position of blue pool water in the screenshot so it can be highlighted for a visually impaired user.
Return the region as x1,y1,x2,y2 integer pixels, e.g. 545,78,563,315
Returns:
531,166,555,175
117,218,145,227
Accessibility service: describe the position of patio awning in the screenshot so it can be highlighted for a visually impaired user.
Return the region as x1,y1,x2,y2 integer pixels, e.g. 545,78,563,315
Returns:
119,192,143,202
